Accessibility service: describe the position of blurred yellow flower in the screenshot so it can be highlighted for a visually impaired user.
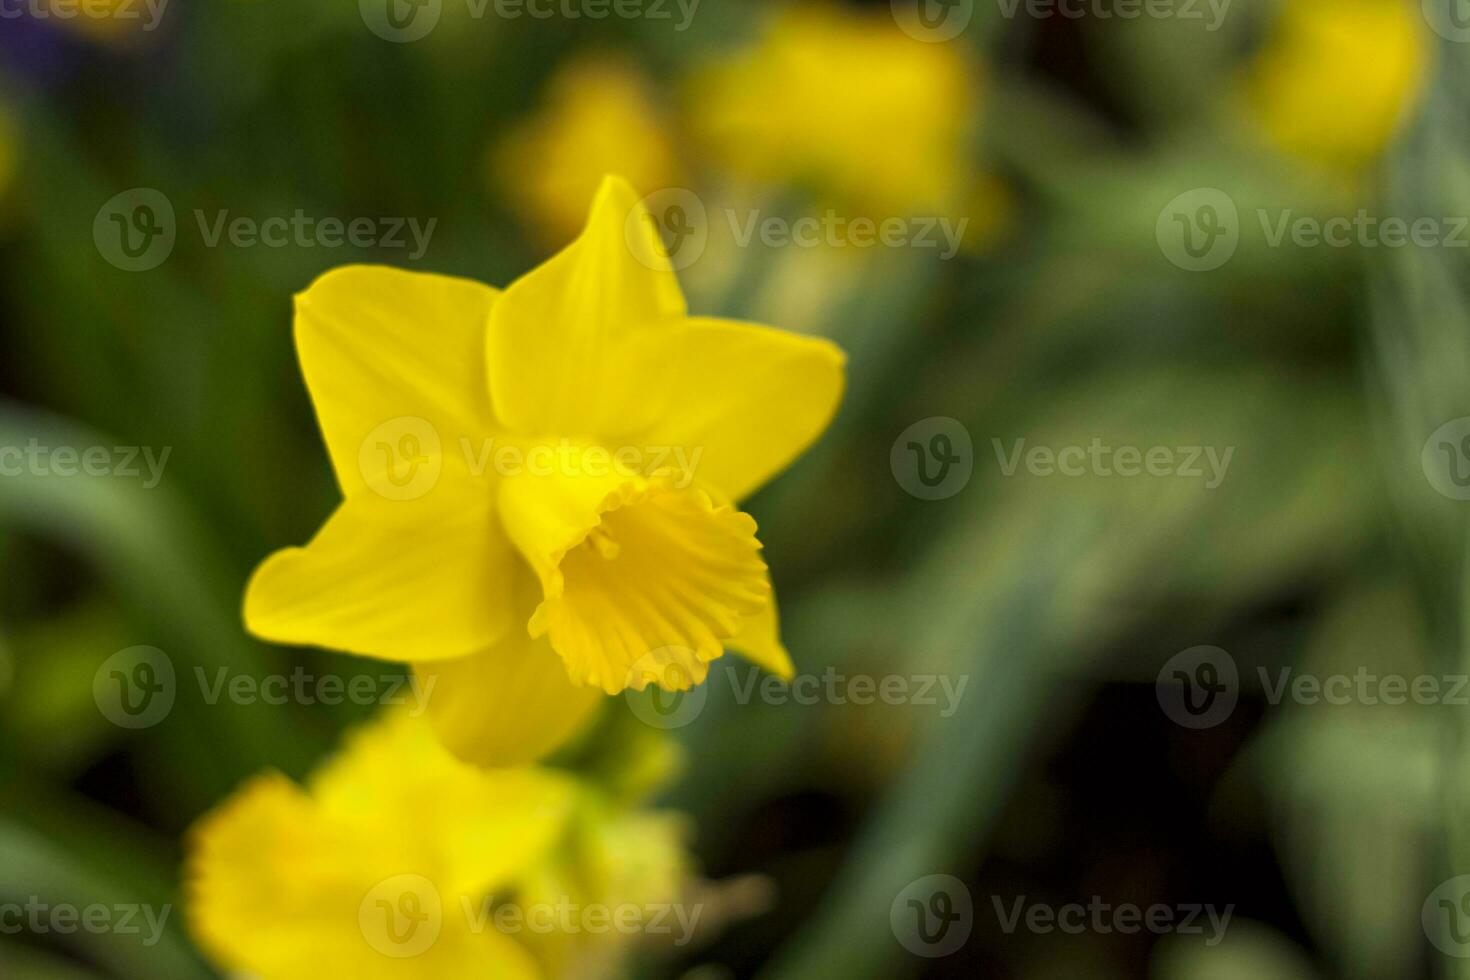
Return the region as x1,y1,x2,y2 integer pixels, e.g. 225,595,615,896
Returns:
0,107,17,199
1240,0,1427,174
515,797,692,979
686,4,978,217
243,176,845,765
494,55,682,244
187,711,691,980
38,0,163,42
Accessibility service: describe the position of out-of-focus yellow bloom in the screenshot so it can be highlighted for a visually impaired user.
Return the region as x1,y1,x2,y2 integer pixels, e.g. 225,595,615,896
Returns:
515,798,691,979
187,711,691,980
494,55,682,244
0,107,17,199
243,176,845,765
1239,0,1427,174
686,5,978,217
38,0,157,43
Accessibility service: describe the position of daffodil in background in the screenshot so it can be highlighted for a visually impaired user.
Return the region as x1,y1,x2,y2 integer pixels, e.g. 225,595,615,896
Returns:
1238,0,1428,175
187,710,692,980
242,176,845,765
37,0,159,44
513,788,692,979
686,4,980,220
679,2,1007,330
0,106,17,202
493,55,683,246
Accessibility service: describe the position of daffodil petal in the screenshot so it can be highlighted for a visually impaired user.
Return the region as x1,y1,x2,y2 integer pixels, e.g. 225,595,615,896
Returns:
310,711,578,898
726,587,795,680
632,317,845,502
415,569,605,767
295,265,499,498
486,175,687,436
187,774,344,977
243,493,517,662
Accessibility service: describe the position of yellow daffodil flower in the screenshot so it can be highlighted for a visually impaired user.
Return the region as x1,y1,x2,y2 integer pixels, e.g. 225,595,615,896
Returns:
187,711,691,979
686,4,978,217
1239,0,1427,174
243,176,845,765
494,55,683,245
